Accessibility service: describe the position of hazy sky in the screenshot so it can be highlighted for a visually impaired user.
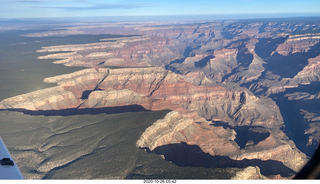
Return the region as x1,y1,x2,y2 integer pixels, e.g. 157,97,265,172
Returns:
1,0,320,18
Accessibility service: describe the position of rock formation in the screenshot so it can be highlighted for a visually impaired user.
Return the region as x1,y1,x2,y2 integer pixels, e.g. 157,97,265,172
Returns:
0,66,308,176
0,67,284,128
275,33,320,56
2,18,320,178
231,166,267,180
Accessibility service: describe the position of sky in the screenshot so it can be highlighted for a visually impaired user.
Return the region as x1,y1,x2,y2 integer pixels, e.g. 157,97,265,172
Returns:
1,0,320,19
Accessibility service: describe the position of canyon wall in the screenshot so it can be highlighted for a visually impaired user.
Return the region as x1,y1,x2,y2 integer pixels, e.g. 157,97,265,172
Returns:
0,67,308,176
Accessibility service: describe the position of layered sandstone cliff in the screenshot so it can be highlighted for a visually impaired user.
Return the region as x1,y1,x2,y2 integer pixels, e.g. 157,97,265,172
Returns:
275,33,320,56
295,55,320,81
0,67,308,176
136,111,306,174
0,67,284,127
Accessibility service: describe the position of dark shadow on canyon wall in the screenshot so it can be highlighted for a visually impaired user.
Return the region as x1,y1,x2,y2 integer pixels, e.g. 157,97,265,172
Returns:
255,37,287,60
270,81,320,157
1,105,149,116
234,126,270,149
165,58,187,75
152,142,295,177
210,121,270,149
194,55,215,68
80,88,103,100
256,38,320,78
222,42,254,82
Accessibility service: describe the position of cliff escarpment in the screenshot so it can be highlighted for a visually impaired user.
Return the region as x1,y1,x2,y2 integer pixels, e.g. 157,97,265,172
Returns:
0,67,307,176
0,67,283,128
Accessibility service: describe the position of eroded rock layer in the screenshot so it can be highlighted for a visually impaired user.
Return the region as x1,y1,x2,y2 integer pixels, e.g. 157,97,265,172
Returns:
0,67,283,128
0,67,308,176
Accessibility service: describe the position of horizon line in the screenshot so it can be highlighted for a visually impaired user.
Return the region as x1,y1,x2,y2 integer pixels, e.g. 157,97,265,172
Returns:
1,12,320,22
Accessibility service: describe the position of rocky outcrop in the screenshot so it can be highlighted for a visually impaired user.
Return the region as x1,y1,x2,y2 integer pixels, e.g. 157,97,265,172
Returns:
37,35,181,68
231,166,267,180
0,86,80,111
275,34,320,56
136,111,239,156
204,48,238,82
233,143,306,172
295,55,320,81
136,111,307,175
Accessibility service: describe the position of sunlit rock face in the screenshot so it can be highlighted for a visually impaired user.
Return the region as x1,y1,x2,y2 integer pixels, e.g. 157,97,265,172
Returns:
295,55,320,81
2,18,320,178
0,67,308,176
136,111,306,175
231,166,268,179
136,111,239,156
0,67,283,128
0,86,80,111
275,33,320,56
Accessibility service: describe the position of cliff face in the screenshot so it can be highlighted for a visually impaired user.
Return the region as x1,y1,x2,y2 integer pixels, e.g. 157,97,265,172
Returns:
0,86,80,111
136,111,239,156
136,111,306,173
37,36,181,68
275,34,320,56
0,67,307,175
0,67,283,128
295,55,320,81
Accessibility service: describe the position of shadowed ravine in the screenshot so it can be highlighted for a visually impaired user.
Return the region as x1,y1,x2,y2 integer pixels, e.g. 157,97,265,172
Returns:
151,142,295,177
1,105,149,116
270,82,320,157
210,121,271,149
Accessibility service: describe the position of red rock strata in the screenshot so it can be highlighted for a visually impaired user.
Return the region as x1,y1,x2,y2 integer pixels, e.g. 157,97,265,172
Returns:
0,67,308,174
275,34,320,56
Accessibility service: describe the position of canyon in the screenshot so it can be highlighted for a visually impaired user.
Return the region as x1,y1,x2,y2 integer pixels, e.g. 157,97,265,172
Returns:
1,17,320,179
